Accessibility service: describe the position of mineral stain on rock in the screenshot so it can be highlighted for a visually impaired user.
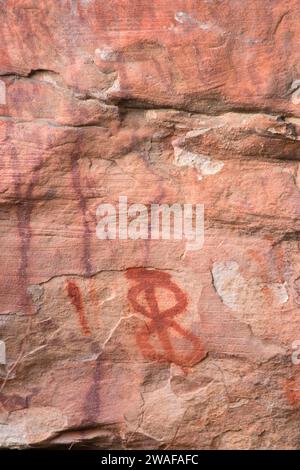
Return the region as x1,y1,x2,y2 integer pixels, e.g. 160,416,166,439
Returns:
70,153,92,277
11,148,43,313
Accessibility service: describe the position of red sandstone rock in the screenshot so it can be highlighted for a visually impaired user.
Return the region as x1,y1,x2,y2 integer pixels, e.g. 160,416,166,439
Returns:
0,0,300,449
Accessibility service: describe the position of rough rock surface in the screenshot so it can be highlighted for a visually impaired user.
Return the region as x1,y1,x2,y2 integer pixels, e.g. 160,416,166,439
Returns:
0,0,300,449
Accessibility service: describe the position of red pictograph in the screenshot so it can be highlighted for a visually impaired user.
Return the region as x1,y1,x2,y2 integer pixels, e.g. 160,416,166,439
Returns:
126,269,206,366
66,280,91,336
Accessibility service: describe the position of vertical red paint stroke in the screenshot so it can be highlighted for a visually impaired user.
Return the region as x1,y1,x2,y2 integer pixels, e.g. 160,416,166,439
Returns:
66,280,90,336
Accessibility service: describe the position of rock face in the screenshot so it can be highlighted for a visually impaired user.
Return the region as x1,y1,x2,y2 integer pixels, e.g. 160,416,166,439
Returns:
1,0,300,449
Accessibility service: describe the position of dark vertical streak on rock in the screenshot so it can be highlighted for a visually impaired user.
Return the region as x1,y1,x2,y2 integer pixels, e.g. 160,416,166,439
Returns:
70,153,92,277
83,351,101,424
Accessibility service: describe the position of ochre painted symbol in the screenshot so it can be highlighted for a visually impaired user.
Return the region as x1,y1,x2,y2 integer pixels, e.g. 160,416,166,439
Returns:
126,269,206,366
66,280,91,336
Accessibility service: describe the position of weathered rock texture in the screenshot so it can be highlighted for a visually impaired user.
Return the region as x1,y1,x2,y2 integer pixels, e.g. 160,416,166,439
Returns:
1,0,300,449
